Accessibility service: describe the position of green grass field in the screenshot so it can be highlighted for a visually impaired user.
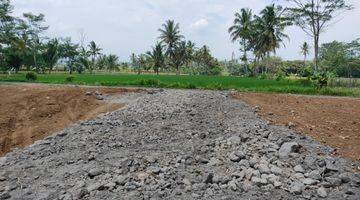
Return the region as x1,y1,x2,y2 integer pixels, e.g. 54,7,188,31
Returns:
1,73,359,97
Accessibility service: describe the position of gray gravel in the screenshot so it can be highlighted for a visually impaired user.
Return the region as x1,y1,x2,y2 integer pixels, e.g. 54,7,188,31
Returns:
0,89,359,200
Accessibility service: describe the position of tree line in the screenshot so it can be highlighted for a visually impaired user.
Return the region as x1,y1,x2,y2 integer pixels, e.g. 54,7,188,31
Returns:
0,0,123,74
228,0,354,77
130,20,222,76
0,0,358,78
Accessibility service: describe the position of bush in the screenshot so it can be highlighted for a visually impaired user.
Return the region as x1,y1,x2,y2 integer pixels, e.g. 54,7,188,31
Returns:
227,62,243,76
206,83,224,90
184,83,197,89
274,70,286,81
136,79,160,87
65,75,75,83
25,72,37,81
258,73,269,80
300,66,314,77
311,71,336,88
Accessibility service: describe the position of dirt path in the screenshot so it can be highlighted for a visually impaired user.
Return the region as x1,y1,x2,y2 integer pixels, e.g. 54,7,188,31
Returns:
0,84,140,156
233,92,360,162
0,89,359,199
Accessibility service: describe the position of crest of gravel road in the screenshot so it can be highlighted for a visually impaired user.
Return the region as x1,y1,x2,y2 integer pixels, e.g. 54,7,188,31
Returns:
0,89,359,200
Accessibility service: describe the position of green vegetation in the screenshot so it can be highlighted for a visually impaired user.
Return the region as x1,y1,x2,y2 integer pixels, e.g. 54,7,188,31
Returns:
0,0,358,97
1,73,359,97
25,72,37,81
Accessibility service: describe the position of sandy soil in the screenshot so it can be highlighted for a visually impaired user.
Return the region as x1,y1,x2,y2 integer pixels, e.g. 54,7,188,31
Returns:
0,84,139,156
233,92,360,162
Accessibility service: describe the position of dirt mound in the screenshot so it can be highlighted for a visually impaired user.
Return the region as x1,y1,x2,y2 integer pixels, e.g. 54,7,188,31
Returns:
0,84,139,156
233,92,360,162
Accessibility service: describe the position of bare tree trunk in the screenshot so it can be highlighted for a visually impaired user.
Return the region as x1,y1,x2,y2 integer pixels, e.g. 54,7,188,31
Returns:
176,66,180,75
242,39,248,75
314,34,319,71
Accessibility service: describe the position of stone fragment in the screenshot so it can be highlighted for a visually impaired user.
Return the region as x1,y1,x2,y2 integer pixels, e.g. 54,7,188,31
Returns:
317,187,328,198
301,178,318,185
228,179,237,191
229,152,241,162
204,173,214,184
251,177,268,186
338,173,350,183
279,142,300,158
270,165,283,175
258,164,271,174
289,182,304,195
88,168,103,178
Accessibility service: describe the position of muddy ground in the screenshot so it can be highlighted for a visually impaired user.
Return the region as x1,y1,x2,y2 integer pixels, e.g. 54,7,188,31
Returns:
233,93,360,162
0,85,359,200
0,84,141,156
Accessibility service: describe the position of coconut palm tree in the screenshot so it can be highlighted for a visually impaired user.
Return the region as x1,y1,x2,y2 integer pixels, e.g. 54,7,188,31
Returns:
147,42,165,75
137,54,147,74
158,20,183,72
172,41,187,75
87,41,102,73
130,53,139,74
257,5,289,55
228,8,253,74
300,42,310,64
252,4,290,73
42,38,59,73
106,54,119,72
185,41,196,67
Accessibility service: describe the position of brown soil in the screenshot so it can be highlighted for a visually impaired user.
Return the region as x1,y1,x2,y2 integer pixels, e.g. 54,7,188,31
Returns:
233,93,360,162
0,84,139,156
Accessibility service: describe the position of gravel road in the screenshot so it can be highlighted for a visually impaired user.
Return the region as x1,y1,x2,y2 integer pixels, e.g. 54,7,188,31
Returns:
0,89,359,200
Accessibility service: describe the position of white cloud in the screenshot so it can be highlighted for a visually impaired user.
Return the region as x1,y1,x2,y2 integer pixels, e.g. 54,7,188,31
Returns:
190,18,209,29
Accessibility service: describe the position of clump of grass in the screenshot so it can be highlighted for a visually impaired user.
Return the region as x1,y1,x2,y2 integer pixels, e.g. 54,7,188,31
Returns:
65,75,75,83
184,83,197,89
136,79,161,87
205,83,224,90
25,72,37,82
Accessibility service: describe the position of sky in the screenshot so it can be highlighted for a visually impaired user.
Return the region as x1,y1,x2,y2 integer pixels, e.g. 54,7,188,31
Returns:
11,0,360,61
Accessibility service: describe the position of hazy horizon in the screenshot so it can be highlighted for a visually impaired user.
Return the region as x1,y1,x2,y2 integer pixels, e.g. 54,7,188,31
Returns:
12,0,360,61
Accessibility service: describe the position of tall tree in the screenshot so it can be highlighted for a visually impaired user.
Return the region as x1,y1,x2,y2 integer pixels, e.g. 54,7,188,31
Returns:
158,20,183,73
172,41,187,75
137,54,147,74
130,53,141,74
88,41,102,73
285,0,353,70
22,13,48,72
251,4,290,73
0,0,14,48
42,38,59,73
106,54,119,71
228,8,253,74
185,41,196,67
59,38,79,74
300,42,310,64
147,42,165,75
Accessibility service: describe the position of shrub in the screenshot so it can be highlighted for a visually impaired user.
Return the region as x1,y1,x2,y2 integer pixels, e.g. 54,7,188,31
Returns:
274,70,286,81
227,63,243,76
184,83,197,89
311,71,336,88
300,66,314,77
25,72,37,81
206,83,224,90
65,75,75,83
258,73,269,80
137,79,160,87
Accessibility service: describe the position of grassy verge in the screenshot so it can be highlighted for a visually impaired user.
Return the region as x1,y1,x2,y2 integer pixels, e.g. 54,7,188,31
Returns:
1,73,359,97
